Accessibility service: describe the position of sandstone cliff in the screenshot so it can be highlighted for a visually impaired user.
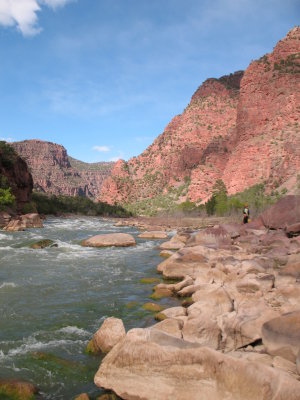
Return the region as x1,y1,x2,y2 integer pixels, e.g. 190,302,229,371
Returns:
100,27,300,205
0,141,33,210
12,140,114,198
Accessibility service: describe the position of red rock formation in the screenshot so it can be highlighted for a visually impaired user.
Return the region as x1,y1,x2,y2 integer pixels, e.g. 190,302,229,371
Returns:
12,140,114,198
0,141,33,210
100,27,300,205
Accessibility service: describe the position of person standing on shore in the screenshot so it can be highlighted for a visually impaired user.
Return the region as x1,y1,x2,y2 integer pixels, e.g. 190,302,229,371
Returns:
243,203,250,224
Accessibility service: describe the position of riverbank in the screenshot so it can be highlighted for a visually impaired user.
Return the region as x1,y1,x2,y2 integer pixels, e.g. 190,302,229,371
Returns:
92,196,300,400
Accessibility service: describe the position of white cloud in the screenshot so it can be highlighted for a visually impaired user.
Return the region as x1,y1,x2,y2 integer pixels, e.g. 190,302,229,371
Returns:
0,136,14,142
92,145,111,153
42,0,73,9
109,156,121,162
0,0,73,36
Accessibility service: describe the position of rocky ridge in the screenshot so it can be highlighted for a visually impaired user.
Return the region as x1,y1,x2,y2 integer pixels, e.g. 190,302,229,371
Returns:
93,195,300,399
99,27,300,206
12,140,114,198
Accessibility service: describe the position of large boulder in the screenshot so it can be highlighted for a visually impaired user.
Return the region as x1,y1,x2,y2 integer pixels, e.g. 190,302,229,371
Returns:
3,213,43,231
95,328,300,400
138,231,168,239
91,317,126,354
262,311,300,362
81,233,136,247
258,195,300,230
219,298,279,351
159,236,185,250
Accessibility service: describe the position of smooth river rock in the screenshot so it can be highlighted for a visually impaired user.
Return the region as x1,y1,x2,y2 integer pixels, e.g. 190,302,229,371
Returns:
81,233,136,247
95,328,300,400
92,317,126,353
138,231,168,239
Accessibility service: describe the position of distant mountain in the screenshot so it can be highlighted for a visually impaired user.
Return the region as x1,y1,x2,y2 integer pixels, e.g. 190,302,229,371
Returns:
99,27,300,205
12,140,114,198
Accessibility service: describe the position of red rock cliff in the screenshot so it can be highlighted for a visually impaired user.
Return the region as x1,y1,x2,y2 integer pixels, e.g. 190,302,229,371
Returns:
100,27,300,205
12,140,114,198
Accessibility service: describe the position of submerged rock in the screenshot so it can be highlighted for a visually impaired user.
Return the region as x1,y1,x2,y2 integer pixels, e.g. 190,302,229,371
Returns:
30,239,56,249
0,379,38,400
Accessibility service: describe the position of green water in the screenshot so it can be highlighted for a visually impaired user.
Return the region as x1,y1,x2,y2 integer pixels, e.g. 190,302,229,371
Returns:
0,217,177,399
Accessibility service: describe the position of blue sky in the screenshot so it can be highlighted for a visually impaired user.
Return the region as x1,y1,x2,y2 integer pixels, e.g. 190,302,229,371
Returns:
0,0,298,162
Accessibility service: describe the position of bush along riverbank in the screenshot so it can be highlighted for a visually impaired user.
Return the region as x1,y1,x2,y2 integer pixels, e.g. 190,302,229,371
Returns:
29,192,132,218
90,195,300,400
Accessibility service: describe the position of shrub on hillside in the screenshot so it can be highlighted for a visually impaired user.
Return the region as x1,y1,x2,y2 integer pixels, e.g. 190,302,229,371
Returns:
0,188,15,209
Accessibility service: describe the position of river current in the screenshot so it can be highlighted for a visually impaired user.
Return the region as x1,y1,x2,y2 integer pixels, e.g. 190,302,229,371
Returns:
0,217,177,399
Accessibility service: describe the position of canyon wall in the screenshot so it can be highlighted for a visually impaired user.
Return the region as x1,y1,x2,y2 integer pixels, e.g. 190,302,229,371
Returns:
100,27,300,205
12,140,114,198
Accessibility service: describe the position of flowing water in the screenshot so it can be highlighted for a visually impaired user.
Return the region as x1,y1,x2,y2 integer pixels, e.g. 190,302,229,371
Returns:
0,217,178,399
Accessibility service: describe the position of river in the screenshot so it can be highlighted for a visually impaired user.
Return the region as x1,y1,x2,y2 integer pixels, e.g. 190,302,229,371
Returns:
0,217,177,399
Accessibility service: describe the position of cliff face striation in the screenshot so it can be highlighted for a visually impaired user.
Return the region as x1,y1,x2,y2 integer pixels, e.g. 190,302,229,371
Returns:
12,140,114,198
0,141,33,210
100,27,300,205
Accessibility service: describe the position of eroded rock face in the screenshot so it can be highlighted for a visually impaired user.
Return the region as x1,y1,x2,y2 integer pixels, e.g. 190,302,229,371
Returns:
95,329,300,400
81,233,136,247
0,141,33,211
12,140,114,198
99,28,300,206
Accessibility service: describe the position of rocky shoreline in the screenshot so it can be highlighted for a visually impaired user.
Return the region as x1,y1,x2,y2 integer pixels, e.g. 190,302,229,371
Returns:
89,196,300,400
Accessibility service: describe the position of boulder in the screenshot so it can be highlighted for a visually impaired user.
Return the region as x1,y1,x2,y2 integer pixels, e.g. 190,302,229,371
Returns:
182,312,221,349
0,211,11,228
286,222,300,237
138,231,168,239
151,318,183,339
3,213,43,231
159,236,185,250
30,239,55,249
279,262,300,280
95,328,300,400
187,226,232,249
262,311,300,362
259,195,300,230
159,250,174,258
3,218,25,231
219,298,279,351
157,246,212,279
92,317,126,354
74,394,90,400
159,306,187,319
81,233,136,247
0,380,38,400
21,213,43,228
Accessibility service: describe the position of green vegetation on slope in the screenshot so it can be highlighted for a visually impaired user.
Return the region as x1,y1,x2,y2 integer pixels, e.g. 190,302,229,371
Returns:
68,156,114,172
123,180,281,218
30,192,131,217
